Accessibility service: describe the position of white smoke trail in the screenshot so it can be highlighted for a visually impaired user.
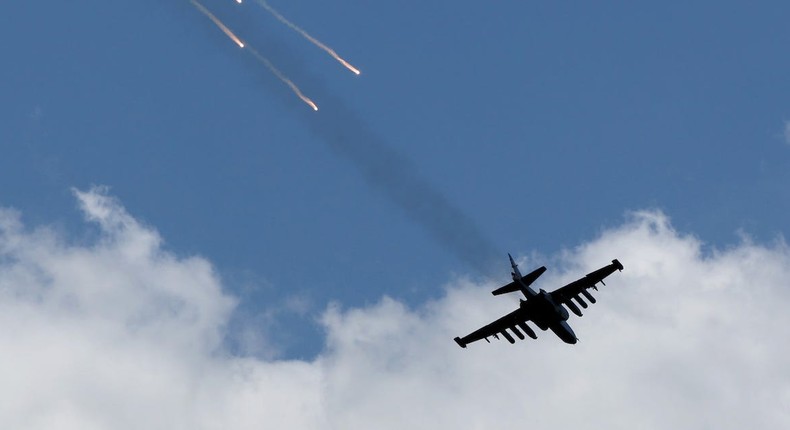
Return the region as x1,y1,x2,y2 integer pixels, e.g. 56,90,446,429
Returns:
255,0,361,75
191,0,245,48
248,47,319,111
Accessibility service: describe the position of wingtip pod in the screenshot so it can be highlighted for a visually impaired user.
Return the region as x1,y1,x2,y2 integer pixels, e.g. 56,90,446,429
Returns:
612,259,624,271
454,337,467,348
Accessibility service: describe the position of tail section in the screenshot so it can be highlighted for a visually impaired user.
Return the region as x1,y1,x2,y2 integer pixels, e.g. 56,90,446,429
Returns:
492,254,546,298
509,253,522,280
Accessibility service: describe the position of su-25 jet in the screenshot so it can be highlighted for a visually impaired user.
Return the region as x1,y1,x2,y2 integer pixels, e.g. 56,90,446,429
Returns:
454,254,623,348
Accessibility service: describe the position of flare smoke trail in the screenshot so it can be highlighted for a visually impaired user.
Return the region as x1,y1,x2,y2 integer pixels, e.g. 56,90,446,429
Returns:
191,0,245,48
194,2,499,274
248,47,319,111
254,0,361,75
191,0,317,111
297,92,501,275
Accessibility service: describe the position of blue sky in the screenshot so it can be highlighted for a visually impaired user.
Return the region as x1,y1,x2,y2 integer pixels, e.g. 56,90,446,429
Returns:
2,0,789,358
2,2,790,427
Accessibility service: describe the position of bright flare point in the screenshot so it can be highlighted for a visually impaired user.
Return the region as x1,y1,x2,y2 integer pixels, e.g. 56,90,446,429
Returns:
248,47,319,112
191,0,245,48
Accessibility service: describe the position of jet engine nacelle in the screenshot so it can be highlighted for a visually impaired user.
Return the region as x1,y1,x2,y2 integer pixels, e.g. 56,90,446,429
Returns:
555,304,570,321
533,318,549,331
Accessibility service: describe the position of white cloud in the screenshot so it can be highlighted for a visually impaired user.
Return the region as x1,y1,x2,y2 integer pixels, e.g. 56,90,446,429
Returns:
1,188,789,429
785,120,790,145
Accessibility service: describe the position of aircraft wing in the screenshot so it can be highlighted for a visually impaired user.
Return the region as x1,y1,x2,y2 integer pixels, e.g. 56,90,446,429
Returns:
454,307,536,348
549,259,623,316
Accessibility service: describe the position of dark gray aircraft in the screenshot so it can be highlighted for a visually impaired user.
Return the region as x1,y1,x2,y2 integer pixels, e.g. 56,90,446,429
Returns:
454,254,623,348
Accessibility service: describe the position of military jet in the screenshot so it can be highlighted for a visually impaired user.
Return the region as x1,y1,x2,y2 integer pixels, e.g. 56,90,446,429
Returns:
454,254,623,348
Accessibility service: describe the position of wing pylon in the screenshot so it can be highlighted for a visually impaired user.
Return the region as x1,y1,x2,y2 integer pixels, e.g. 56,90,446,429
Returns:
549,259,623,317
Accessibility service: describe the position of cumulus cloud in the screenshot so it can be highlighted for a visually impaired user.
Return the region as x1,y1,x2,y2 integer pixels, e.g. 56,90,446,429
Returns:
785,120,790,145
0,188,788,429
0,187,324,429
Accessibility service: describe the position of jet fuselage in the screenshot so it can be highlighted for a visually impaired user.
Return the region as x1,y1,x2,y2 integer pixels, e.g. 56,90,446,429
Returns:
519,289,577,344
454,257,623,349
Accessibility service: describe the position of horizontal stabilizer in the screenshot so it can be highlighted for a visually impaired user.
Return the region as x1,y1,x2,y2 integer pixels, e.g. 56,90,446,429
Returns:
492,266,547,296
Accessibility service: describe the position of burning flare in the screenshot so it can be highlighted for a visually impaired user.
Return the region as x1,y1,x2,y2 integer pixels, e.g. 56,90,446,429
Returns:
191,0,245,48
255,0,361,75
190,0,316,111
248,48,319,111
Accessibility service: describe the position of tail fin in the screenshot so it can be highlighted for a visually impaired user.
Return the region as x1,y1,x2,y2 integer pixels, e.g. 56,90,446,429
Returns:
509,253,522,281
